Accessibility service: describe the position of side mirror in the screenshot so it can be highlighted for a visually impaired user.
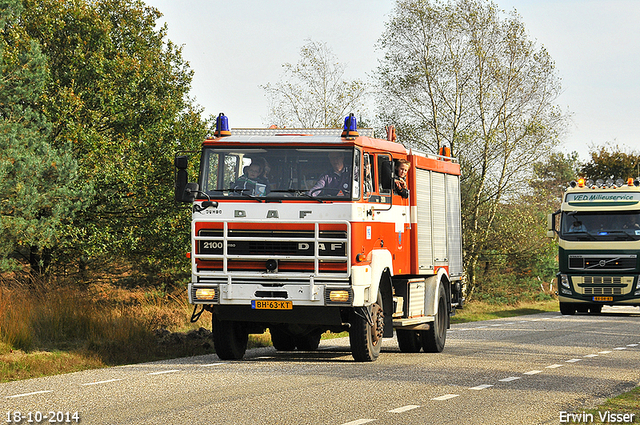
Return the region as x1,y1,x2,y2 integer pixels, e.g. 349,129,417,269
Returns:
546,211,559,238
183,182,199,203
174,155,191,203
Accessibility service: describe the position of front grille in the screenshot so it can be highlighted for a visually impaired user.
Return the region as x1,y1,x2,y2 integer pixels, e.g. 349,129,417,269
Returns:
583,276,622,285
569,255,637,271
194,221,349,277
583,287,622,295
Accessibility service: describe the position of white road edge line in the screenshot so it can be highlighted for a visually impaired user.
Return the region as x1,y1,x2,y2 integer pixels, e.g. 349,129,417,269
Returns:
147,369,181,375
388,405,420,413
202,363,225,367
6,390,53,399
431,394,459,401
81,379,123,386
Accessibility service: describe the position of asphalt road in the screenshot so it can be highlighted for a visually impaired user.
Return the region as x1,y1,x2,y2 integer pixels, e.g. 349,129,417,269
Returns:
2,306,639,425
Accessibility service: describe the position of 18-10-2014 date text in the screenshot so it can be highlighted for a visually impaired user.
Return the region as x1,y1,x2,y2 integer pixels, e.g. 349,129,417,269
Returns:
6,411,80,423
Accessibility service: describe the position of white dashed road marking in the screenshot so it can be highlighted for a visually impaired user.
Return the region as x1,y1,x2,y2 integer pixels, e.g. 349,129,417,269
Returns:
469,384,493,390
546,364,563,369
566,359,582,363
388,405,420,413
6,390,53,399
81,379,123,386
523,370,542,375
431,394,459,401
498,377,521,382
147,369,180,375
340,419,376,425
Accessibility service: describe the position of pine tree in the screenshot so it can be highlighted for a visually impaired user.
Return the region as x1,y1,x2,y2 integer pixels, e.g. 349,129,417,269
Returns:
0,0,86,273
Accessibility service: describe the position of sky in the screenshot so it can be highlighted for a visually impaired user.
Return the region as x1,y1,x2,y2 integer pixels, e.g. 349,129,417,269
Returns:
145,0,640,162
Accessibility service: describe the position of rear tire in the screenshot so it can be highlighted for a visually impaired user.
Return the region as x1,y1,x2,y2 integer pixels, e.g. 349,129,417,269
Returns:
349,293,384,362
270,326,296,351
397,330,421,353
295,331,322,351
212,315,248,360
420,282,448,353
559,302,576,315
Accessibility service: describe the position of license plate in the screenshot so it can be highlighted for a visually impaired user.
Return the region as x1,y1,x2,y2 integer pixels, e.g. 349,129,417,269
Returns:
251,300,292,310
593,296,613,302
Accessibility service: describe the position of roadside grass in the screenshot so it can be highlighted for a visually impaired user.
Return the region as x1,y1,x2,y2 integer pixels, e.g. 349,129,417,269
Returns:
580,386,640,423
451,299,559,324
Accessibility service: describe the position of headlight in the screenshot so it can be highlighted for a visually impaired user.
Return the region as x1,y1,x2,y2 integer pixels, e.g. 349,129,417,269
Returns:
560,274,570,289
329,290,350,302
195,288,216,301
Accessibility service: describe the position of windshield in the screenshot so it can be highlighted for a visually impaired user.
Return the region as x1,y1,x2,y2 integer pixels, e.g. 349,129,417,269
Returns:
561,211,640,241
199,147,360,200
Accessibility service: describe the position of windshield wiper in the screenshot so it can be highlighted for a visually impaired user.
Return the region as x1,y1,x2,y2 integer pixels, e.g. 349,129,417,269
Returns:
269,189,325,203
223,188,264,202
564,231,596,241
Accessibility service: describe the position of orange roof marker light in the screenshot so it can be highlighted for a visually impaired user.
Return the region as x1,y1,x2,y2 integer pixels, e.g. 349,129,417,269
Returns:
214,113,231,137
577,177,585,187
341,113,359,139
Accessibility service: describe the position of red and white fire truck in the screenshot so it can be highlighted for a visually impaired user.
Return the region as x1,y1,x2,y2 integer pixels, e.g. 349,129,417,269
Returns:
174,114,464,361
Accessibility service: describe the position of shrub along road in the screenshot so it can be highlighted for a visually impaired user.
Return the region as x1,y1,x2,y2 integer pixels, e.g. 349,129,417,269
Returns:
2,307,639,424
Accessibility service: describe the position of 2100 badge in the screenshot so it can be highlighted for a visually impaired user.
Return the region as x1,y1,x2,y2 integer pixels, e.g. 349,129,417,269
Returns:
6,411,80,423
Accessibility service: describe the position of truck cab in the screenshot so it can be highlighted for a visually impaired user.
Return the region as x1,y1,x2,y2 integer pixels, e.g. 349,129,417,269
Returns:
549,177,640,314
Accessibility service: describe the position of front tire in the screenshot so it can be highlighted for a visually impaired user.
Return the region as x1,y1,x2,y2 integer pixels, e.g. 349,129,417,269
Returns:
420,282,448,353
349,293,384,362
212,315,248,360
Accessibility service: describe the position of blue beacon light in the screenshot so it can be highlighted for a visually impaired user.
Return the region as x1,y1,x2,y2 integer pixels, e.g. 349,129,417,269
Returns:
341,113,359,138
214,113,231,137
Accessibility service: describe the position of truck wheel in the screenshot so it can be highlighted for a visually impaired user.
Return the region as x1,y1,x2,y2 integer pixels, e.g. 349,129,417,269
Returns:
576,304,589,313
349,293,384,362
295,330,322,351
559,302,576,315
397,330,421,353
212,315,248,360
270,326,296,351
589,304,602,314
420,282,447,353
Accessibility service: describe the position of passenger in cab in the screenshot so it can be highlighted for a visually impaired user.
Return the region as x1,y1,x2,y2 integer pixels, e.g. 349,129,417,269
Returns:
232,157,270,196
309,151,351,197
394,159,410,198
